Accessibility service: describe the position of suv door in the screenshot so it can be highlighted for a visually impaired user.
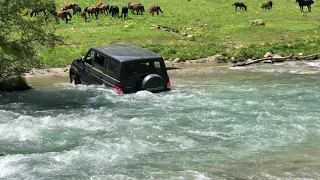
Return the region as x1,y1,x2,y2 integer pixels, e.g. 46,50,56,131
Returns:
90,52,106,85
78,50,95,84
101,57,120,88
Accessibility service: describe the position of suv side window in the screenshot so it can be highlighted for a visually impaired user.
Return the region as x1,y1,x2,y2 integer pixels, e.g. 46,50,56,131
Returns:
93,53,105,72
153,61,162,75
106,58,120,79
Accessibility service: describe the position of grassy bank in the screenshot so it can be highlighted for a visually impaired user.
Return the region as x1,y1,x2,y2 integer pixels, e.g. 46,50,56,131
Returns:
38,0,320,67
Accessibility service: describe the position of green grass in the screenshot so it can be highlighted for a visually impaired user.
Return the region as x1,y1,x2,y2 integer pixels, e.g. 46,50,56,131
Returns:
38,0,320,67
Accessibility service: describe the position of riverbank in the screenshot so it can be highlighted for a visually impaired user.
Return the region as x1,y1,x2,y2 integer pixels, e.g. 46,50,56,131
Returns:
23,54,320,78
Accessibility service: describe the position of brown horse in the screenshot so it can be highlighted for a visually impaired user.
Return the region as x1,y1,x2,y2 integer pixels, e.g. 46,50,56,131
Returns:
128,2,141,9
65,3,78,11
233,2,247,11
84,6,99,19
150,5,163,16
131,4,145,15
97,2,109,14
51,10,72,24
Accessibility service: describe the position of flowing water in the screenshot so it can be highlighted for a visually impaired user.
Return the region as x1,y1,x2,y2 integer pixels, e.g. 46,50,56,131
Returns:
1,61,320,179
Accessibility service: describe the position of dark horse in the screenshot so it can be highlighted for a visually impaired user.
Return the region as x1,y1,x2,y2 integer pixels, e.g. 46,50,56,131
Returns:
109,5,120,18
84,6,99,19
296,0,314,12
121,6,129,19
50,10,72,24
30,8,46,17
150,5,163,16
261,1,273,9
73,6,82,15
233,2,247,11
132,4,145,15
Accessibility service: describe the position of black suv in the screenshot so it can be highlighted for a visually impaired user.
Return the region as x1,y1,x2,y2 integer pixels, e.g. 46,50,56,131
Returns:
69,44,171,93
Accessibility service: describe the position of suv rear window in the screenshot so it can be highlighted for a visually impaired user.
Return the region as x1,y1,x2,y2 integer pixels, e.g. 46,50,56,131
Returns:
124,60,163,80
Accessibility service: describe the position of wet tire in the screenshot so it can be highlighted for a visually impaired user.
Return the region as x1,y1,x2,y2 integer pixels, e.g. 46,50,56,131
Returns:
141,74,165,92
70,73,81,85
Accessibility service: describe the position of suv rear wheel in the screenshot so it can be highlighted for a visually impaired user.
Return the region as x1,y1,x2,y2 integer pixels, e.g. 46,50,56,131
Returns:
141,74,165,92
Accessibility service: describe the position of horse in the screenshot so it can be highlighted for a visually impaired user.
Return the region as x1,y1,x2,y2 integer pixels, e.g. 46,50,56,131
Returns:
296,0,314,12
121,6,129,19
109,5,119,18
65,3,78,11
131,4,145,15
50,10,72,24
98,2,110,14
128,2,141,10
30,8,46,17
150,5,163,16
81,11,87,22
84,6,99,19
261,1,272,9
73,6,82,15
233,2,247,11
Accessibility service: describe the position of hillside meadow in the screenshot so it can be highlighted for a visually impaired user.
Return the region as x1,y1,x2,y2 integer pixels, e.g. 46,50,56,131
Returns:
37,0,320,67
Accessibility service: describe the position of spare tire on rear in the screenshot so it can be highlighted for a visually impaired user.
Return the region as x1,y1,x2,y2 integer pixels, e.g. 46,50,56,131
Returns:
141,74,165,92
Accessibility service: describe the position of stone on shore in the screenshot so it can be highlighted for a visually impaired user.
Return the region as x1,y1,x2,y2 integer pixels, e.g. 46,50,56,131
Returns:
251,19,265,26
264,52,272,58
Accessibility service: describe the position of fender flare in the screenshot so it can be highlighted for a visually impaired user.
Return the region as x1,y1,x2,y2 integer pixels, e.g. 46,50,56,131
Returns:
69,66,79,78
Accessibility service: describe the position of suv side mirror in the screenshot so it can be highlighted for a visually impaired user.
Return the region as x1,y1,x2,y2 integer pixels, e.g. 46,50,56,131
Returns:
77,56,85,62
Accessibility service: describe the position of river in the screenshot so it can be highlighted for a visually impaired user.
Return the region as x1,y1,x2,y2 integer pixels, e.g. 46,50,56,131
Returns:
1,61,320,179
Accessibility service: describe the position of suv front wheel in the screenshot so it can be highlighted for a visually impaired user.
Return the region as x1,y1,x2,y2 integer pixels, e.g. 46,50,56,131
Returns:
70,73,81,85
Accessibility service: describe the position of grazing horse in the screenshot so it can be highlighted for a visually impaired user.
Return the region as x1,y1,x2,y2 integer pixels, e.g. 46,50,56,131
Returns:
121,6,129,19
30,8,46,17
233,2,247,11
296,0,314,12
261,1,273,9
73,6,82,15
65,3,78,11
132,4,145,15
150,5,163,16
109,5,119,18
81,11,87,22
84,6,99,19
128,2,141,10
97,2,109,14
50,10,72,24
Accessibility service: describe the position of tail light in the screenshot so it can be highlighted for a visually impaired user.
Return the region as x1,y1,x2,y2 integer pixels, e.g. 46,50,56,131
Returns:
167,81,171,90
114,86,123,93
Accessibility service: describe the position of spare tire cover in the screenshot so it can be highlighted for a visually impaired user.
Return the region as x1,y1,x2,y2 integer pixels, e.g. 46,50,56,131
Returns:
141,74,165,92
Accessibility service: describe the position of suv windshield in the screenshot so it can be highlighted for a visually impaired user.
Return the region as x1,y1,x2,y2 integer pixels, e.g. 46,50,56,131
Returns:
124,60,163,80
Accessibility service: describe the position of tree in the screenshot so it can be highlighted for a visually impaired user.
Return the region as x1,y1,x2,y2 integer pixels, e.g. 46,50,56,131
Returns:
0,0,61,91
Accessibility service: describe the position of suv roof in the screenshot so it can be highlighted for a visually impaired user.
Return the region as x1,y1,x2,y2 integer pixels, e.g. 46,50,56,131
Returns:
92,44,162,62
